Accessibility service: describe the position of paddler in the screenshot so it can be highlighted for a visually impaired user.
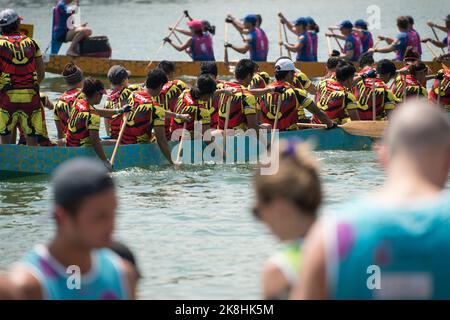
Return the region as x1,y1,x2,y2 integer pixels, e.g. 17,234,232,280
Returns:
353,19,374,54
225,15,269,62
429,69,450,111
0,9,45,146
253,140,322,299
278,15,315,62
291,101,450,300
164,19,215,61
406,16,422,58
7,158,137,299
104,65,141,139
258,57,335,130
423,14,450,58
65,78,130,170
368,16,411,61
326,20,362,62
52,0,92,56
54,63,84,145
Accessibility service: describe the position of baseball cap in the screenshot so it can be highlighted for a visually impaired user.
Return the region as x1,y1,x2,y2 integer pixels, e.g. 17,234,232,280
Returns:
243,15,257,25
275,57,299,73
339,20,353,29
305,16,315,25
294,17,307,26
107,65,131,85
0,9,23,27
187,19,203,30
52,158,114,209
354,19,367,28
445,14,450,22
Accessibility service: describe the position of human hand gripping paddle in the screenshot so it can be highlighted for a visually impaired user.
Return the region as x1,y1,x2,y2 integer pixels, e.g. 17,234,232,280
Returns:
146,12,186,70
109,104,132,169
297,121,387,138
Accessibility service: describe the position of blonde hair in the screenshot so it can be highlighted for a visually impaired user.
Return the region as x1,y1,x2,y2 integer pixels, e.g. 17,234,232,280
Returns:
254,140,321,215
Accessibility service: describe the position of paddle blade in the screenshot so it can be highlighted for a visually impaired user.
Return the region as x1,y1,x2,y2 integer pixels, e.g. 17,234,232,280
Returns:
341,121,387,138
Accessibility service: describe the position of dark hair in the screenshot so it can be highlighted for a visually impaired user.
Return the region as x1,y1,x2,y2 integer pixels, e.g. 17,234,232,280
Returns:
62,63,83,85
1,20,20,34
376,59,397,77
275,70,290,81
310,24,320,33
359,52,374,68
406,15,414,25
157,60,175,75
410,62,427,76
202,20,215,35
255,14,262,25
191,74,216,99
235,59,256,80
200,61,218,77
327,57,341,70
397,16,409,30
82,77,105,98
145,69,168,89
336,61,356,82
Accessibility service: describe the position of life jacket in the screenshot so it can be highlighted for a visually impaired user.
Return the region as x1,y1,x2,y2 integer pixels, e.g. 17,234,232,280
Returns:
54,88,82,134
172,89,212,133
407,29,422,57
428,69,450,111
344,32,362,62
66,98,100,147
210,80,224,129
394,75,428,101
296,31,314,62
191,32,215,61
308,31,318,61
249,28,268,62
354,78,394,120
259,81,311,131
218,82,256,130
156,79,187,139
360,30,374,53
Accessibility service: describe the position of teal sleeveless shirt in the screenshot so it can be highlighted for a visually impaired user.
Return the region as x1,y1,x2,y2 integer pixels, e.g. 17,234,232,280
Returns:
21,245,129,300
325,191,450,300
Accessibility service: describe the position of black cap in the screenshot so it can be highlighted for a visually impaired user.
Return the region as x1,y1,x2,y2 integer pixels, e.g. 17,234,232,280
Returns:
52,158,114,208
107,65,131,85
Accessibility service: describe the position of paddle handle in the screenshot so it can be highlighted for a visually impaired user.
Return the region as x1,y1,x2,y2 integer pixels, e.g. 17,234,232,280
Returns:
297,123,328,128
373,40,381,49
282,23,292,60
109,114,128,167
330,30,344,51
271,94,282,146
326,34,332,56
372,79,377,121
278,21,283,56
424,41,439,59
147,12,185,69
430,25,446,54
176,122,187,164
222,97,233,155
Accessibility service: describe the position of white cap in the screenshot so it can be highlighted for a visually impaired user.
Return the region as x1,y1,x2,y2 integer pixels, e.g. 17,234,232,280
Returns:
275,58,299,73
0,9,22,27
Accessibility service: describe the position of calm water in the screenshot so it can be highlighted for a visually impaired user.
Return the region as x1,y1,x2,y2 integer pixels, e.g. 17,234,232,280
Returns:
0,0,447,299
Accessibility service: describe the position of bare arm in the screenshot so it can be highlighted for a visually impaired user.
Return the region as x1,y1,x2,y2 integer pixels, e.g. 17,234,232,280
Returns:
154,126,174,164
285,41,301,53
168,38,192,52
35,56,45,84
229,43,250,54
305,102,334,127
121,260,138,300
278,13,296,34
54,120,65,140
262,262,290,300
89,130,108,162
169,27,192,36
290,222,328,299
326,32,346,41
104,118,111,136
428,21,448,33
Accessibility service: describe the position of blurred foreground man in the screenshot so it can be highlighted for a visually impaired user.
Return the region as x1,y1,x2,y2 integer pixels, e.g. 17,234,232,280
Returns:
292,101,450,300
6,158,137,299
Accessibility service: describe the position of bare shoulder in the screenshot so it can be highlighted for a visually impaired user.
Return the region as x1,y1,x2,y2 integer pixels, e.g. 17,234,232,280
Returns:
119,259,138,300
262,260,289,300
8,265,43,300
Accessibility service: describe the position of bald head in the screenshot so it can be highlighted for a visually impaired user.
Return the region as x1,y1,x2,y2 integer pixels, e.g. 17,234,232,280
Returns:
383,101,450,188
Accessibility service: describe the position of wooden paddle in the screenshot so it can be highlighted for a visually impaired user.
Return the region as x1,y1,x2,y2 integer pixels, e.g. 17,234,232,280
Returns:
402,75,407,101
222,97,233,157
282,23,292,60
297,121,387,138
146,12,185,70
330,30,344,52
224,21,233,73
430,25,446,54
372,79,377,120
172,30,192,58
109,114,128,167
176,122,187,164
326,34,332,56
271,93,282,145
278,21,283,56
373,39,381,49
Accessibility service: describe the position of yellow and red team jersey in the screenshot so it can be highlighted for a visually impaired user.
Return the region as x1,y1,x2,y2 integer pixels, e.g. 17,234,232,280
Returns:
320,71,337,82
218,82,257,131
0,32,43,136
104,84,141,139
66,98,101,147
18,93,55,146
249,71,271,89
429,69,450,111
292,71,313,91
353,78,399,120
155,79,188,138
121,90,165,145
314,79,360,124
392,74,428,101
171,89,212,134
258,81,313,131
210,80,224,129
53,88,83,135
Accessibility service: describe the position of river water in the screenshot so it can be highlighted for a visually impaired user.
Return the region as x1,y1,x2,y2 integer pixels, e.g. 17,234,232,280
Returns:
0,0,448,299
